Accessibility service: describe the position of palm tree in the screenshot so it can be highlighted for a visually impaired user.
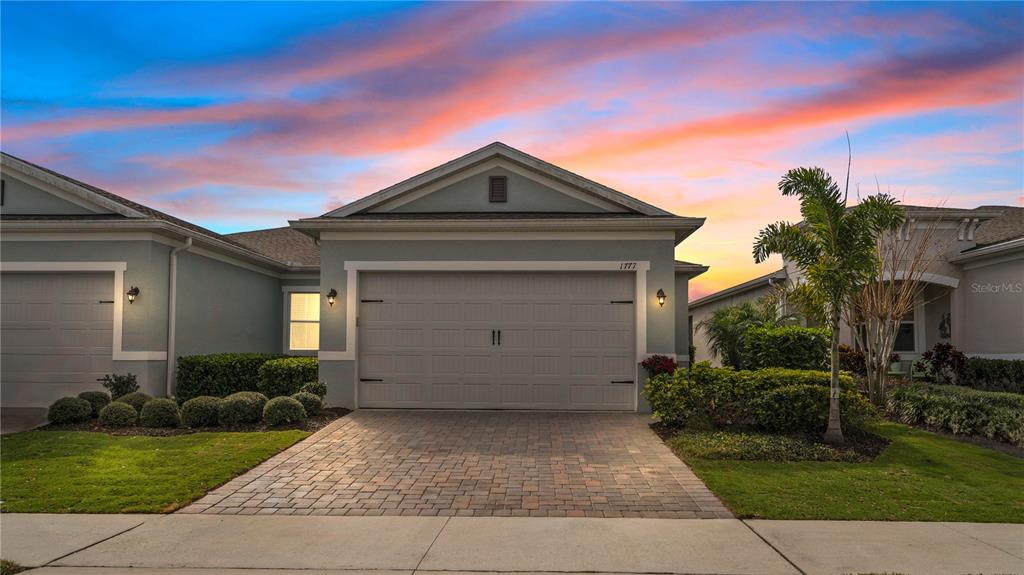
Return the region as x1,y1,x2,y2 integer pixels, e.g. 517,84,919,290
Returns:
753,167,903,444
697,299,791,369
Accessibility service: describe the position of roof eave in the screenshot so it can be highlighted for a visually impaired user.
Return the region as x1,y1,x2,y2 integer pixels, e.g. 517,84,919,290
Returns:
689,268,787,308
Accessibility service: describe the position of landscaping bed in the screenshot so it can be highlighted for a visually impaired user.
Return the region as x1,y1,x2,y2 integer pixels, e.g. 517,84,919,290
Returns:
41,406,349,436
0,429,310,513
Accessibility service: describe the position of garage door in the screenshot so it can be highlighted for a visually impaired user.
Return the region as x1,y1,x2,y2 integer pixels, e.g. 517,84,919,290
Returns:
1,273,114,408
358,271,636,410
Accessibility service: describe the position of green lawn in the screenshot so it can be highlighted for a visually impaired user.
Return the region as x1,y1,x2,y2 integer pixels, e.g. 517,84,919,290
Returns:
672,422,1024,522
0,430,309,513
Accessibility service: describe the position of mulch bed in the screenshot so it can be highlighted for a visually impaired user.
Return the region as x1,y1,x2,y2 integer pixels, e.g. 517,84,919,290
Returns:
40,407,350,436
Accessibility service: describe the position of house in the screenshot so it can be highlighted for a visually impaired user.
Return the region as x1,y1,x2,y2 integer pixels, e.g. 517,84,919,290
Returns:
1,143,706,412
689,205,1024,365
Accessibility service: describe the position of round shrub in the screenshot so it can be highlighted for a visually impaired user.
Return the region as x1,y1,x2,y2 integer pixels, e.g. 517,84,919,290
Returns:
116,391,152,414
300,381,327,398
263,396,307,426
291,391,322,417
218,391,269,426
180,396,222,428
99,401,138,427
140,398,180,428
77,391,111,417
47,397,93,424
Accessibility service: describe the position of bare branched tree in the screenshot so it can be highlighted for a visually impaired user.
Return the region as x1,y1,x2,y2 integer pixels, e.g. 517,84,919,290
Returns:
843,213,950,405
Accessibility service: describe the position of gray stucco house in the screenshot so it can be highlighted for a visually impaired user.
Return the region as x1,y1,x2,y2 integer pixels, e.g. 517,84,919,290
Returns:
1,143,706,412
690,205,1024,365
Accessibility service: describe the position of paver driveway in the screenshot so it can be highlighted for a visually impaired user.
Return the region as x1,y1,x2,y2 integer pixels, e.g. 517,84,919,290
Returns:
182,410,732,518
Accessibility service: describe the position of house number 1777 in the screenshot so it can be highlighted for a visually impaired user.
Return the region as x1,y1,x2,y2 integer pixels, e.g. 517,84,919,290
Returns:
619,262,637,270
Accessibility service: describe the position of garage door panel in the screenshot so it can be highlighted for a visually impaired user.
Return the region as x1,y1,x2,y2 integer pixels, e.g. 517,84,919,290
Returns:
358,271,635,410
2,272,114,408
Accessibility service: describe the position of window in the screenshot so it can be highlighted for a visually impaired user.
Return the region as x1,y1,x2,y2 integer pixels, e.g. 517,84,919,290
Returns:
488,175,507,203
893,310,916,353
288,293,320,351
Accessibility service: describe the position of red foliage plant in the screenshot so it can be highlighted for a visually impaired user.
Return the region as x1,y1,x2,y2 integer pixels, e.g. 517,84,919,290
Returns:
641,354,678,377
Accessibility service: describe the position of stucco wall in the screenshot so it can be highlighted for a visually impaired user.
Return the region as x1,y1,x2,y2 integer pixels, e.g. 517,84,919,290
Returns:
956,253,1024,357
1,174,102,215
318,238,680,410
173,251,284,358
391,167,611,213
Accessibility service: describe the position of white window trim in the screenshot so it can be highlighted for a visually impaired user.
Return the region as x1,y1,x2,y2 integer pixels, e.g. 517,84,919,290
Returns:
324,260,653,412
282,285,321,355
0,261,166,361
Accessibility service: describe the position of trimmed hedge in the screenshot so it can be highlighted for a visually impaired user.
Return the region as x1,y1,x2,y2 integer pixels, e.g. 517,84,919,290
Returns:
742,326,829,370
180,396,222,428
887,384,1024,446
47,397,93,424
77,391,111,417
291,391,322,417
961,358,1024,394
263,396,307,426
218,391,268,426
300,381,327,398
116,392,152,414
140,398,180,428
99,402,138,427
754,385,875,435
258,357,318,398
176,353,286,403
644,362,871,434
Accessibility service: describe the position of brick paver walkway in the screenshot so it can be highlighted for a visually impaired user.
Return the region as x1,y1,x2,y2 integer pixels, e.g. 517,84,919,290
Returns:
181,410,732,518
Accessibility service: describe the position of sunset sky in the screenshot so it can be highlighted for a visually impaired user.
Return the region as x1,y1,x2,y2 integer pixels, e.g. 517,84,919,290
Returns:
2,1,1021,299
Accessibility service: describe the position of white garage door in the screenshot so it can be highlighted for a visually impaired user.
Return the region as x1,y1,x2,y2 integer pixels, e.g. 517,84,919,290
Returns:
358,271,637,410
1,273,114,408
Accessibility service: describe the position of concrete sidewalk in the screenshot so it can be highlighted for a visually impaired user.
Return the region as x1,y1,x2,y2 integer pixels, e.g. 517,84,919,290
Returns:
2,514,1021,575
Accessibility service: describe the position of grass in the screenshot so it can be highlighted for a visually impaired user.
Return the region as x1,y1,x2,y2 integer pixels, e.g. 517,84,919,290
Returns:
669,422,1024,522
0,430,309,513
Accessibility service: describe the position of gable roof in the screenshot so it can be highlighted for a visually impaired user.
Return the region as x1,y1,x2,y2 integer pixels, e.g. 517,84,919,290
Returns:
320,142,675,218
689,268,787,309
973,206,1024,247
1,152,311,272
226,227,320,267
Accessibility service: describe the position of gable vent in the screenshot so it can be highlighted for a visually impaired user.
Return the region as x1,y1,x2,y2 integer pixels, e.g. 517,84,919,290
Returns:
488,175,508,203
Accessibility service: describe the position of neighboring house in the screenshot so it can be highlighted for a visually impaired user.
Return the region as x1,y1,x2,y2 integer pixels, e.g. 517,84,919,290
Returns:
689,205,1024,365
1,143,706,412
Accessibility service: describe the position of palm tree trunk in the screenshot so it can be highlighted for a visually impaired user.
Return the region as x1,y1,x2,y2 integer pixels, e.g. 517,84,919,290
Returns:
824,309,845,445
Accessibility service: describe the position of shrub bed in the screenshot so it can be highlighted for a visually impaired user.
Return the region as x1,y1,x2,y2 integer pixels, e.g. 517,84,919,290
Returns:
961,358,1024,394
263,396,307,426
219,391,269,426
645,363,871,434
742,326,829,370
48,397,93,424
176,353,286,403
140,398,181,428
180,396,222,428
258,357,318,398
886,384,1024,446
77,391,111,417
99,402,138,427
116,392,152,414
291,391,322,417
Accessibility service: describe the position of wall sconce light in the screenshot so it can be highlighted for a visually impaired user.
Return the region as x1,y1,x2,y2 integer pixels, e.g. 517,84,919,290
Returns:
126,286,140,304
326,288,338,307
656,289,667,307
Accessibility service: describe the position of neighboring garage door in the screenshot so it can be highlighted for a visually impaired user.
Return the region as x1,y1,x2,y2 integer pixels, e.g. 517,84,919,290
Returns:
1,273,114,408
358,271,636,410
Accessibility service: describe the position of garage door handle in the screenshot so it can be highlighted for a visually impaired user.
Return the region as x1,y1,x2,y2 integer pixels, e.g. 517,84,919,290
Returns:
98,300,114,304
610,300,633,304
610,380,635,384
359,378,383,382
497,330,501,346
492,330,496,345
